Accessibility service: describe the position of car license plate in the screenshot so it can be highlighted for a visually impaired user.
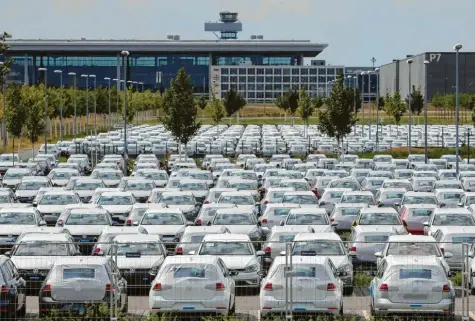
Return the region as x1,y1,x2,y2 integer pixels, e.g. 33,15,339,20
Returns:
29,276,40,280
294,308,306,311
410,304,422,308
80,239,90,242
182,306,195,310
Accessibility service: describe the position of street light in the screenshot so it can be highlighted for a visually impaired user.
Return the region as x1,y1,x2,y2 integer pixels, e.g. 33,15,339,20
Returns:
120,50,130,173
68,72,77,141
361,71,367,137
80,74,89,136
407,59,414,153
423,60,430,163
54,70,64,142
139,82,144,124
454,43,463,175
0,62,5,153
113,78,119,126
38,67,48,154
375,68,380,150
89,74,97,164
104,77,111,129
353,75,358,135
133,81,138,127
367,71,373,141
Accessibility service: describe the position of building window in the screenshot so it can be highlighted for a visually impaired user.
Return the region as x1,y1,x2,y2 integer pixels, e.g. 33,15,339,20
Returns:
248,84,256,90
265,68,273,75
256,92,264,99
221,76,229,83
257,76,264,83
230,68,238,75
318,68,326,75
230,84,237,90
318,76,326,83
265,76,273,83
310,68,317,75
274,92,281,98
239,68,247,75
230,76,237,83
283,76,290,83
248,68,256,75
239,76,246,83
221,84,229,90
301,68,309,75
327,68,335,75
292,76,299,83
257,84,264,91
292,84,299,90
265,84,272,91
265,92,273,99
274,84,282,90
283,84,291,90
336,68,344,75
239,84,246,91
274,68,282,75
292,68,300,75
256,68,265,75
221,68,229,75
310,76,317,83
275,76,282,82
301,76,309,83
283,68,290,75
301,84,309,90
248,92,256,98
248,76,255,82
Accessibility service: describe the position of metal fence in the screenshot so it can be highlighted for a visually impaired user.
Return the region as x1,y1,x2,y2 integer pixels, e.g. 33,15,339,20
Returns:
0,240,473,321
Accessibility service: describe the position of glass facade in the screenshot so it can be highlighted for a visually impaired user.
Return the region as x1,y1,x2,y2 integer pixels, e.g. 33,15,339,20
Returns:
214,54,301,66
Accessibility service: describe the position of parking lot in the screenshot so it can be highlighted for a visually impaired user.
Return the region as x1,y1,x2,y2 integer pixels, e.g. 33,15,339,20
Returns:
1,123,475,320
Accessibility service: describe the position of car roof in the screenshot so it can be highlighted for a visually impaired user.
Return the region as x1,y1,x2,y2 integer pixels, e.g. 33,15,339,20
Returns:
19,233,70,242
202,233,250,242
69,208,109,214
434,226,475,234
293,232,341,242
353,225,400,233
113,234,161,243
289,208,326,214
183,226,229,234
388,235,436,242
42,191,77,196
100,192,134,196
334,203,369,208
433,208,471,215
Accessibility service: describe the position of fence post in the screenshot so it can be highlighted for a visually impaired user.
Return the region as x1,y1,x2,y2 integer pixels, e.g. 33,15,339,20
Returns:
285,242,293,321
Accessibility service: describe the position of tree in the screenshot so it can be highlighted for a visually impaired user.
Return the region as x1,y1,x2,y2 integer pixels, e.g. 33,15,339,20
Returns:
311,96,325,110
384,91,407,125
287,89,299,123
210,91,225,125
223,88,246,125
275,93,290,122
196,95,208,119
444,93,455,118
460,93,475,123
317,73,357,153
405,86,424,123
162,67,200,160
22,85,45,152
0,32,12,87
297,89,314,138
5,85,25,160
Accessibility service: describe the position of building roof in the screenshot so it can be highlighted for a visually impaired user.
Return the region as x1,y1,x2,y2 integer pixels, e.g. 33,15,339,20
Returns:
6,39,327,57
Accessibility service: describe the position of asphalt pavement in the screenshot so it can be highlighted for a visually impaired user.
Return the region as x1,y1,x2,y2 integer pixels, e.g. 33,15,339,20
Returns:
22,293,475,321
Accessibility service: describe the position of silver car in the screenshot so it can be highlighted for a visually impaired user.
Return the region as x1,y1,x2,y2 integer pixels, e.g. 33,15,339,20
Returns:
370,256,455,318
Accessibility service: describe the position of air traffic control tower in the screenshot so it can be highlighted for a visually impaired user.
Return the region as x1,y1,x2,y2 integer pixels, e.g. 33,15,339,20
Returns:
204,12,243,39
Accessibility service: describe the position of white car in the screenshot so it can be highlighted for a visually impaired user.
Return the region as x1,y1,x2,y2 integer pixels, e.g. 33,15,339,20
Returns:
423,208,475,236
137,208,190,245
192,234,264,290
149,256,236,315
260,256,344,316
281,208,336,232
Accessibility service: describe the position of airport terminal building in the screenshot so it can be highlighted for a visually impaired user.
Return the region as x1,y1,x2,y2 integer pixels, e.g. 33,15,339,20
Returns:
3,12,376,103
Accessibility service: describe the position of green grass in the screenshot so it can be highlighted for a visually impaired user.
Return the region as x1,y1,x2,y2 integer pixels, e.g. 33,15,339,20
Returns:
355,146,475,160
450,272,462,286
354,272,373,287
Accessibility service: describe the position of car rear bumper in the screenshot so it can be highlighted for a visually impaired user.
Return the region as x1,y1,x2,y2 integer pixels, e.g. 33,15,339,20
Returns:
260,297,341,316
373,298,454,315
149,296,230,314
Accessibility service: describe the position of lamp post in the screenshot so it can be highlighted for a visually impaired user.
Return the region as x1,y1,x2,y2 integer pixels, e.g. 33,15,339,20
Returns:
113,78,119,126
38,67,48,154
104,77,111,129
353,75,358,135
121,50,130,172
367,71,373,141
68,72,77,140
0,62,5,153
89,74,97,164
407,59,414,153
361,71,367,137
454,43,463,175
375,68,380,151
139,82,144,124
81,74,89,136
423,60,430,163
133,81,138,127
53,70,64,142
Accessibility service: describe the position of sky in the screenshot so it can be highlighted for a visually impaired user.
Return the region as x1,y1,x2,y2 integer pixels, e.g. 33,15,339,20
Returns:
1,0,474,66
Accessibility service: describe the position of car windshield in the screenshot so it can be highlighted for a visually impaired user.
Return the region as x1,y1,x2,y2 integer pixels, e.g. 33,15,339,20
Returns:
40,194,76,205
188,173,212,180
286,213,329,225
292,240,345,255
433,214,475,226
17,181,47,190
228,182,257,190
199,242,253,255
65,213,109,225
141,213,184,225
159,195,194,205
359,213,400,225
218,195,254,205
280,182,308,191
52,171,76,179
339,208,360,216
231,173,256,180
403,196,437,205
387,242,440,256
74,182,103,190
126,182,154,190
13,241,69,256
4,171,28,179
341,195,374,204
0,195,11,203
141,172,168,180
116,242,162,256
329,181,359,189
214,213,255,225
283,193,318,204
93,172,122,180
179,182,207,190
98,195,133,205
0,212,35,224
441,193,462,200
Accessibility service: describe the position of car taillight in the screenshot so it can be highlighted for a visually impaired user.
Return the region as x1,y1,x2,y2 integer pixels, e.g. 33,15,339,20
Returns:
327,283,336,291
262,218,268,224
443,284,451,292
330,218,334,222
263,200,268,204
440,248,445,254
126,219,132,226
153,283,162,291
204,200,209,204
175,247,183,255
42,284,51,293
92,247,101,255
195,218,201,225
349,246,357,252
379,283,388,291
400,208,407,220
264,283,273,291
216,282,225,291
105,284,112,293
264,246,271,255
0,285,9,293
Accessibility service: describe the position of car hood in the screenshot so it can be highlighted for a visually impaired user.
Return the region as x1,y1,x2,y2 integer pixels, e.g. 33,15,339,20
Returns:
116,255,165,269
15,190,38,198
37,205,66,214
140,225,184,236
2,179,21,186
164,204,195,212
218,256,256,269
212,224,257,235
0,225,36,236
12,256,61,270
74,190,95,197
101,205,132,214
64,225,108,236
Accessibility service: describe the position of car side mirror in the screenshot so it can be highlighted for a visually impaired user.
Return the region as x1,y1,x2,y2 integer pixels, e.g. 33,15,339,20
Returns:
4,251,11,257
56,221,64,227
377,203,383,208
375,251,383,258
458,202,464,207
444,252,453,259
256,250,265,256
469,251,474,258
230,271,239,276
132,221,139,226
439,203,446,208
32,202,37,207
279,251,286,256
188,251,196,255
257,270,267,278
394,203,400,207
39,220,47,226
423,222,429,227
319,201,326,206
280,221,285,226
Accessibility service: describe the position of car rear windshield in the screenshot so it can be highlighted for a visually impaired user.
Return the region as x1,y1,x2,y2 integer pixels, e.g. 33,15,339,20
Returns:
173,266,206,278
399,269,431,279
433,214,475,226
63,268,96,279
65,213,108,225
273,208,292,216
452,236,475,243
411,209,433,217
365,235,389,242
341,208,360,216
0,212,35,225
387,242,440,256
